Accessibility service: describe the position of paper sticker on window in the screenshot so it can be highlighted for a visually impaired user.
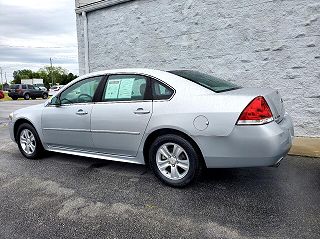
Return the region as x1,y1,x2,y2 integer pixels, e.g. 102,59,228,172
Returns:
118,78,135,99
105,79,120,99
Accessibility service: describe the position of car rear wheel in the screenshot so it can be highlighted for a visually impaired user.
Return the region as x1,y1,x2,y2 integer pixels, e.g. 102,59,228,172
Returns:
42,93,48,99
24,93,30,100
17,123,44,159
149,134,202,187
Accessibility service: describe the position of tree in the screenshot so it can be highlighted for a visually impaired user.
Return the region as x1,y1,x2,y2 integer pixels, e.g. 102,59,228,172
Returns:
13,69,34,84
12,67,78,88
38,66,68,86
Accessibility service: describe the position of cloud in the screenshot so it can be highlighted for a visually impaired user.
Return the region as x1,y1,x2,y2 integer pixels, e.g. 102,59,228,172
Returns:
0,46,77,64
0,0,78,82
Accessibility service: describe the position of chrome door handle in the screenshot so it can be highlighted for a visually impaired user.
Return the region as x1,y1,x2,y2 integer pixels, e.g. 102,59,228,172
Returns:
134,108,150,114
76,109,88,115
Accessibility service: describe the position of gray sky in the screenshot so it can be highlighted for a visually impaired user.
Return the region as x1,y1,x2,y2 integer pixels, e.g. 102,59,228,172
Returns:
0,0,78,82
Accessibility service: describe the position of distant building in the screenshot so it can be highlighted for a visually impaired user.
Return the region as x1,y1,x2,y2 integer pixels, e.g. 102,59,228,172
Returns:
21,79,44,85
3,82,9,91
75,0,320,137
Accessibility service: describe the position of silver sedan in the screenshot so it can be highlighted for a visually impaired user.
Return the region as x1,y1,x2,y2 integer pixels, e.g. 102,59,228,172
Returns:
8,69,294,187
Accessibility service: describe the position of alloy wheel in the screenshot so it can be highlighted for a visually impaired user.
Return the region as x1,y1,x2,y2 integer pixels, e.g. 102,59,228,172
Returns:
20,129,36,155
156,142,190,180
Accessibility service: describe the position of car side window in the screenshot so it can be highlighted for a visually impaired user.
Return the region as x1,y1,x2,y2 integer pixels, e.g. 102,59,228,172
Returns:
27,85,34,90
22,85,27,89
152,80,174,100
59,76,102,104
102,75,148,102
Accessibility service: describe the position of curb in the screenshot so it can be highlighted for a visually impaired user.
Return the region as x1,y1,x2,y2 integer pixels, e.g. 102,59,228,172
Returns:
289,137,320,158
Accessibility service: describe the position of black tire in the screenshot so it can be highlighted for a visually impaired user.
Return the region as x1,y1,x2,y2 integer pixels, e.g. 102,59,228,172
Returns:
17,123,44,159
149,134,202,187
42,93,48,99
24,93,30,100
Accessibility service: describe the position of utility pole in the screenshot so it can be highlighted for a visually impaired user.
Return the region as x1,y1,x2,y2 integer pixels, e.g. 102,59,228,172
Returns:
50,58,53,86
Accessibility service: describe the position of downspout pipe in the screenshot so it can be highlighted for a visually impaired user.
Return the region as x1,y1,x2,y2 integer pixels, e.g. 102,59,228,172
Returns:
82,11,89,74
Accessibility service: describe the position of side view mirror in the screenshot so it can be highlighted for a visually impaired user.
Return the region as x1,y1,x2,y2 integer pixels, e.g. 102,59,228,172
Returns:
50,95,61,107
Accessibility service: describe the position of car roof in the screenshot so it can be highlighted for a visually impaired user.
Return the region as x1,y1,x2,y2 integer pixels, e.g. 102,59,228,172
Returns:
77,68,167,79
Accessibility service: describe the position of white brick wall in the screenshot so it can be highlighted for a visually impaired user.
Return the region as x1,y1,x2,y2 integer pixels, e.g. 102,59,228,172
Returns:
76,0,320,137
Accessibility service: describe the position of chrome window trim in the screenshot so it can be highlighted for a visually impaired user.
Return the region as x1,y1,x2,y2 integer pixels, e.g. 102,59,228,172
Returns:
94,99,152,105
46,102,95,107
46,72,176,107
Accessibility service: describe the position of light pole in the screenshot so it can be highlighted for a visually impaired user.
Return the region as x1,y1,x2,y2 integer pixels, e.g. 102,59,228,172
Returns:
50,58,53,86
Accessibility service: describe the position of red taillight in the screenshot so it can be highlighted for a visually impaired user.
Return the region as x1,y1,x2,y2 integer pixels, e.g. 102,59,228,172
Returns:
237,96,273,125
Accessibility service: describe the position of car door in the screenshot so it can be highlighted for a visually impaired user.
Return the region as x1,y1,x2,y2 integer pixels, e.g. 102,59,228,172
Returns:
28,85,42,98
42,76,103,151
91,74,152,157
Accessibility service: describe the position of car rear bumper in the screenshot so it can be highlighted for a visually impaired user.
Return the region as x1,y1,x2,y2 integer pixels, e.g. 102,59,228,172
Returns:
195,114,294,168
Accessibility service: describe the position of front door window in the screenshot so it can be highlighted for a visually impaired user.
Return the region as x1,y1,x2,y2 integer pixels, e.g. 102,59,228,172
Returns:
59,76,102,104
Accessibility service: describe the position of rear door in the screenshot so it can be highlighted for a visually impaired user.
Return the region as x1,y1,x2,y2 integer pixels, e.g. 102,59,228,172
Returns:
91,74,153,157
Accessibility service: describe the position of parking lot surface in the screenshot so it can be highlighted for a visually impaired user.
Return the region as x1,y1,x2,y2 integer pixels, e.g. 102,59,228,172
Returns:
0,101,319,238
0,99,46,124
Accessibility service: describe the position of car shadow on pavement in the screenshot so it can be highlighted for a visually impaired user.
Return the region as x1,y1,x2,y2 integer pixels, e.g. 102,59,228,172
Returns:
44,151,277,189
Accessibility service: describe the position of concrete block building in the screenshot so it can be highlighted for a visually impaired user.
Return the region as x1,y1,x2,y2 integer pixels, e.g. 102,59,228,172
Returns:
75,0,320,137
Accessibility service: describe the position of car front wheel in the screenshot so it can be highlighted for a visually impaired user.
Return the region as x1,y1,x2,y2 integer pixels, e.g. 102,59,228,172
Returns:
42,93,48,99
17,123,44,159
149,134,202,187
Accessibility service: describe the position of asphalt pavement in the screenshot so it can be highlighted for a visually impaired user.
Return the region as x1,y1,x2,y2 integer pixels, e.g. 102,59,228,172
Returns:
0,99,46,124
0,100,319,239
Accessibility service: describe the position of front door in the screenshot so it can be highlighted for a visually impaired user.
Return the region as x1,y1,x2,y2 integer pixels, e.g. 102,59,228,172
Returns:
42,76,103,151
91,74,152,156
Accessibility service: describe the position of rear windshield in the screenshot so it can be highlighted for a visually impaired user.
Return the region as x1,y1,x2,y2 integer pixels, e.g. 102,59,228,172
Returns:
10,84,20,89
168,70,241,93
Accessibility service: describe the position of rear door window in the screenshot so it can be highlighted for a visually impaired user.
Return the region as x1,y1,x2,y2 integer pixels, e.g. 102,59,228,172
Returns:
102,75,148,102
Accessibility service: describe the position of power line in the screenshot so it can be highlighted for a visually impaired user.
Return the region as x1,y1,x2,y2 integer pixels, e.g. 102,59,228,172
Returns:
0,44,77,49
